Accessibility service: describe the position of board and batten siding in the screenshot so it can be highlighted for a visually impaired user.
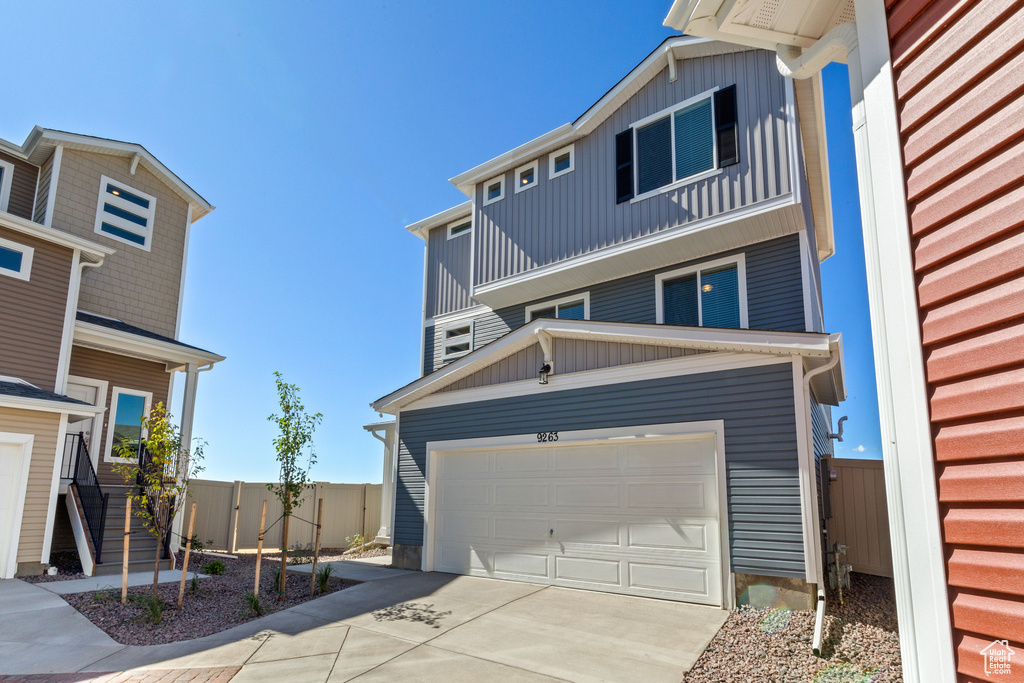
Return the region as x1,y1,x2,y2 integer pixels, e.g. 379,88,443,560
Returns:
426,225,473,318
0,226,73,392
472,48,792,289
67,346,170,486
396,362,806,579
0,152,39,221
888,0,1024,675
0,407,62,568
424,233,805,374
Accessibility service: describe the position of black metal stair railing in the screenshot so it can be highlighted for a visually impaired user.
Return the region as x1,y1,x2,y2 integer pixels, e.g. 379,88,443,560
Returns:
136,445,175,560
69,433,109,564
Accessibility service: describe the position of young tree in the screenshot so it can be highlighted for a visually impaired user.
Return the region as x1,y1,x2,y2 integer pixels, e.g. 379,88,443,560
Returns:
267,372,322,599
113,402,205,600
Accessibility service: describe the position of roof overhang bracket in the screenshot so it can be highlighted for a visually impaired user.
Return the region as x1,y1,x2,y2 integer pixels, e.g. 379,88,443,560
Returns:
666,46,677,82
536,329,554,377
129,152,142,175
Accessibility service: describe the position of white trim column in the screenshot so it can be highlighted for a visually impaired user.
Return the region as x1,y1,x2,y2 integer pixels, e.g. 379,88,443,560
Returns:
850,1,955,679
171,363,200,555
364,422,395,545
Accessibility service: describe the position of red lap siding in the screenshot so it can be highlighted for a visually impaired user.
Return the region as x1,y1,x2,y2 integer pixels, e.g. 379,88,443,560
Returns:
888,0,1024,679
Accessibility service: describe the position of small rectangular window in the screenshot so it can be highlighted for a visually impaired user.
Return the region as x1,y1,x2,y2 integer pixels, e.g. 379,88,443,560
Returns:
442,321,474,360
0,236,33,281
656,255,747,328
105,386,152,463
447,218,471,239
515,161,538,193
93,175,156,250
483,176,505,206
548,144,574,179
526,293,590,322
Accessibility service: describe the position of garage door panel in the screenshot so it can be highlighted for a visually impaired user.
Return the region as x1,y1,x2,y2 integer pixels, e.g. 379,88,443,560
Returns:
438,512,489,539
627,481,713,511
494,483,548,506
435,542,489,574
494,516,549,541
494,550,548,577
495,448,549,472
623,439,715,473
629,563,713,600
628,522,708,552
554,447,618,471
439,482,489,506
555,556,620,585
554,483,620,507
441,452,493,475
555,519,620,545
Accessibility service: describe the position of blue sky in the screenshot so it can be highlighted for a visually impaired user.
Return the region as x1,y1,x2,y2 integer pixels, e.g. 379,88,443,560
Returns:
2,1,881,483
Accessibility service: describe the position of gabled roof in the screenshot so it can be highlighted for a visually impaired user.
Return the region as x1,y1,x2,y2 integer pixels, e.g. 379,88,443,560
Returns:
372,319,845,414
0,127,214,222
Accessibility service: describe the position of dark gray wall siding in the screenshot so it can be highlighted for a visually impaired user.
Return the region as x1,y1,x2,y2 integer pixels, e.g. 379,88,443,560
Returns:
811,400,833,523
426,226,473,318
396,362,806,578
473,49,791,288
425,234,806,373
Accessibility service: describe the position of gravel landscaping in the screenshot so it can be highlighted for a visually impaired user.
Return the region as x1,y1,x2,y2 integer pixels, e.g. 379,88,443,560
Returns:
61,551,355,646
684,573,901,682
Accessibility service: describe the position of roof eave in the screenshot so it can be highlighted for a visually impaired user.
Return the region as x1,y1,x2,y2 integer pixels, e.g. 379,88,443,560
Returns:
73,321,226,369
0,211,115,262
405,201,473,241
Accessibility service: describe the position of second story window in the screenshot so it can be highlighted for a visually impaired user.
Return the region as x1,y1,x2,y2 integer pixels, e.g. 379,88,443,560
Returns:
526,293,590,321
0,236,33,281
656,255,748,329
442,321,474,360
515,161,538,193
448,218,471,239
483,176,505,206
93,175,156,250
548,144,575,179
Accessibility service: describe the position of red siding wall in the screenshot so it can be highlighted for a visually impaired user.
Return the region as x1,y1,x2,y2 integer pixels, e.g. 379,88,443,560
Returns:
887,0,1024,679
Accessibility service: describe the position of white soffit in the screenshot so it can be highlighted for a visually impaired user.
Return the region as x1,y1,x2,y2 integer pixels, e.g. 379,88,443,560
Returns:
666,0,855,50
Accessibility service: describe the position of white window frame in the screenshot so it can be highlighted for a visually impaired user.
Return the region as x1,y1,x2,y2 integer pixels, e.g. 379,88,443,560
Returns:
0,159,14,213
525,291,591,321
103,386,153,464
441,320,474,361
548,144,575,179
482,175,505,206
446,216,472,240
514,160,538,193
655,254,748,328
93,175,157,251
66,375,109,472
0,235,33,282
631,88,722,204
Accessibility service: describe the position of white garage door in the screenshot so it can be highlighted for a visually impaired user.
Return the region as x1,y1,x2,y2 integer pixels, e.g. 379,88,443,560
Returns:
0,440,29,579
429,435,723,606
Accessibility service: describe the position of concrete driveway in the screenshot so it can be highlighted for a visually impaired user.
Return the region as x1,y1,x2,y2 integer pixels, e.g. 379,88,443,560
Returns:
1,570,727,682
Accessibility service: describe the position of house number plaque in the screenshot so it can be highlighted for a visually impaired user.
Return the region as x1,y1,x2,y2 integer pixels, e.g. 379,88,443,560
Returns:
536,431,559,443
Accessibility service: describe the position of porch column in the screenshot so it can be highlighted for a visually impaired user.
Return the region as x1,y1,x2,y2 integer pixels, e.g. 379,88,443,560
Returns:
364,422,395,545
171,362,200,555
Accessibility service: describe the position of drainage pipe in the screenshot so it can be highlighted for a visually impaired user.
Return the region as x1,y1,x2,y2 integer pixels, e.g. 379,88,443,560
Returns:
775,23,858,81
812,587,827,656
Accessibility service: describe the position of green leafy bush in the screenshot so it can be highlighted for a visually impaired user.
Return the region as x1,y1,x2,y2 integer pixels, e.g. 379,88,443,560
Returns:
200,560,225,575
345,534,367,551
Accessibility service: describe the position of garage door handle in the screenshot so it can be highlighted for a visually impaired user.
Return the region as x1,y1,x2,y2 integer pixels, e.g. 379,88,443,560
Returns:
550,529,554,537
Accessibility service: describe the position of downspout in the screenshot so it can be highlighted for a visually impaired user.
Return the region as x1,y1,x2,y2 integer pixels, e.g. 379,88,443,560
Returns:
774,23,858,81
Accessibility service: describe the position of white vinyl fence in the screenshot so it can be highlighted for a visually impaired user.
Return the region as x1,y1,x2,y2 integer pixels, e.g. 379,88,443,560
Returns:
829,458,893,577
185,479,382,552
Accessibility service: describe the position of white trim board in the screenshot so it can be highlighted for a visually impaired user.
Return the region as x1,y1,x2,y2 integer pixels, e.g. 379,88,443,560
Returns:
40,413,69,565
421,419,735,608
525,292,591,322
0,431,35,579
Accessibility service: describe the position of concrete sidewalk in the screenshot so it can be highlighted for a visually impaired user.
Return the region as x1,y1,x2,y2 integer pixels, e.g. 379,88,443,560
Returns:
1,565,727,682
37,569,207,596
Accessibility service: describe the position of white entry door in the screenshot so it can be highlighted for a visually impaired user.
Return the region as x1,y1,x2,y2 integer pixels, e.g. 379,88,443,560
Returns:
0,436,32,579
429,435,724,606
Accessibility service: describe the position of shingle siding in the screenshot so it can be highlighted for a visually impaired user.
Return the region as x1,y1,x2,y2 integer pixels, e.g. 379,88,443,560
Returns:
396,361,806,578
0,151,39,221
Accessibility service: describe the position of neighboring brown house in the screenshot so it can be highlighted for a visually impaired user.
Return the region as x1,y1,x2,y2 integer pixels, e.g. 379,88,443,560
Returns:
0,128,224,578
666,0,1024,680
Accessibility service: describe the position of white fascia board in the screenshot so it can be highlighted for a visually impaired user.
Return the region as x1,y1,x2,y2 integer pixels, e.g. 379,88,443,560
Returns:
0,395,104,417
406,201,472,240
0,212,114,262
372,318,834,413
73,321,226,368
449,124,574,196
811,74,835,261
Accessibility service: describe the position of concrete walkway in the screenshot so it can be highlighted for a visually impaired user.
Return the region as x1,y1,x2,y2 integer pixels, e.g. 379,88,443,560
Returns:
289,558,407,583
1,565,727,682
38,569,207,596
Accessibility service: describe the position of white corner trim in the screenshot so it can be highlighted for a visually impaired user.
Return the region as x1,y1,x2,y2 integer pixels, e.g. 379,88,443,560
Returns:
514,160,539,193
420,419,735,609
175,204,193,337
654,253,748,328
482,175,505,206
0,158,14,213
547,144,575,180
43,145,62,228
53,251,82,394
0,234,34,282
103,386,153,464
0,431,34,578
799,230,815,333
40,413,69,565
791,358,820,585
525,291,591,322
93,175,156,252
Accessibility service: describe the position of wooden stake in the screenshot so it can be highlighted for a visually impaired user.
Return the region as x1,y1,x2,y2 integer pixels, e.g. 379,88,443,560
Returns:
121,498,131,604
279,490,291,601
254,500,267,595
177,502,196,610
310,498,324,596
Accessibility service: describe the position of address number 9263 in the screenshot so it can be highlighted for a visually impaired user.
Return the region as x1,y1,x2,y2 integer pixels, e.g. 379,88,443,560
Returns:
536,431,559,443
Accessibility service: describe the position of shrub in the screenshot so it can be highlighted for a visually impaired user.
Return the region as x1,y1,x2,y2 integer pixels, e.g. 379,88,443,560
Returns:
130,594,165,625
316,563,333,593
200,560,225,575
289,542,314,565
243,591,264,617
345,534,366,551
190,574,201,594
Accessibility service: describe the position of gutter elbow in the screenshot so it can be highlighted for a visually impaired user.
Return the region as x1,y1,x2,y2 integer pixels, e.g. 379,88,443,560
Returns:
776,22,858,80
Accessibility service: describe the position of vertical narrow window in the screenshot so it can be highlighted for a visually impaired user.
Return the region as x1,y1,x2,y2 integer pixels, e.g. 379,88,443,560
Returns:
615,130,633,203
714,85,739,167
700,264,740,328
105,388,152,462
636,116,672,195
663,273,699,326
674,99,714,181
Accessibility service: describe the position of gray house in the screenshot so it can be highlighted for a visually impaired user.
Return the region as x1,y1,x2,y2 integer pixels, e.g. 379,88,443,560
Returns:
371,36,844,610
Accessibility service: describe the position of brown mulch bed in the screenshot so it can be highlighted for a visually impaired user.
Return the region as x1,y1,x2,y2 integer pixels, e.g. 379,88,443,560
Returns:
62,551,356,646
684,573,902,682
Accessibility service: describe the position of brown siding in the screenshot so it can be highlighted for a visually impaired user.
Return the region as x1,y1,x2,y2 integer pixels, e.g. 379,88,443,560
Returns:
0,152,39,221
52,149,189,337
0,407,62,568
68,346,170,485
0,227,73,392
888,0,1024,677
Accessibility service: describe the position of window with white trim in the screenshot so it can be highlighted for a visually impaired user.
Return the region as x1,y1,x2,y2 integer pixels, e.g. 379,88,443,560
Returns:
0,159,14,213
483,176,505,206
526,293,589,321
447,218,471,239
93,175,157,250
548,144,574,179
0,236,33,281
515,161,538,193
616,85,738,203
442,321,474,360
105,387,152,463
656,255,747,329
